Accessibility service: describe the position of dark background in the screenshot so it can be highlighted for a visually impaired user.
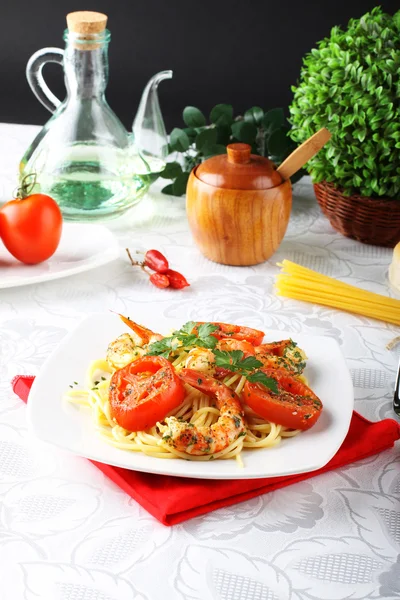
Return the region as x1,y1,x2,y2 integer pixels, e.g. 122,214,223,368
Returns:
0,0,397,132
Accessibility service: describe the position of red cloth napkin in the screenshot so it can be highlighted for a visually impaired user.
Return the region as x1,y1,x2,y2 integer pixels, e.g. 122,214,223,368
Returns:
13,375,400,526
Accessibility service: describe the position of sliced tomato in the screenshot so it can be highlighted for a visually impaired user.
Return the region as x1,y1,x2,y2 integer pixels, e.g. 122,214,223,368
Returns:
243,369,323,430
109,356,185,431
194,322,265,346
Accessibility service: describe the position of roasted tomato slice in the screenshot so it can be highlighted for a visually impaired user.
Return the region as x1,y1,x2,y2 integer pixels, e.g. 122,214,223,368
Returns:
194,322,265,346
242,369,323,430
109,356,185,431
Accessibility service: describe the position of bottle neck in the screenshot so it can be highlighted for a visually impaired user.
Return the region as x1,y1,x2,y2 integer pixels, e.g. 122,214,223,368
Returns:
63,30,110,99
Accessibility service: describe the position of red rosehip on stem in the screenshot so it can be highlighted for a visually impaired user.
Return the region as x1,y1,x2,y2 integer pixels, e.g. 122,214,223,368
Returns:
165,269,190,289
125,248,189,290
144,249,169,273
149,272,170,289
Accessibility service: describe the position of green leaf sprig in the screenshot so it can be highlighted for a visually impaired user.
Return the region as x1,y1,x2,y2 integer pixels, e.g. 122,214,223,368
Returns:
213,349,279,393
289,7,400,199
161,104,304,196
147,321,219,359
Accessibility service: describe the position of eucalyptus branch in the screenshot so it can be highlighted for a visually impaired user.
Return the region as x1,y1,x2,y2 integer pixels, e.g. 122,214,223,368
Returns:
160,104,304,196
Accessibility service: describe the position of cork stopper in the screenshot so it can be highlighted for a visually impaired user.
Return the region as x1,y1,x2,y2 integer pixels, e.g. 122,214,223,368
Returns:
66,11,108,34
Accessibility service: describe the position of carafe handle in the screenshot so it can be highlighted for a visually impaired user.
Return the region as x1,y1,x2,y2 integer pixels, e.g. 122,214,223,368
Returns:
26,48,64,114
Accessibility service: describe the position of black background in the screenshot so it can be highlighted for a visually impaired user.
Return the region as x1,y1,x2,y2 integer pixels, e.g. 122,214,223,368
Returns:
0,0,397,131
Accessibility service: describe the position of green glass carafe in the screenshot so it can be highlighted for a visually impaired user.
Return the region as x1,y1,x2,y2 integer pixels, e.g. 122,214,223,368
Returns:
20,11,172,221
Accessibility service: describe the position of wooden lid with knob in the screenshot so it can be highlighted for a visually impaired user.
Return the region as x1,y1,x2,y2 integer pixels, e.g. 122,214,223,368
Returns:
66,11,108,34
195,143,282,190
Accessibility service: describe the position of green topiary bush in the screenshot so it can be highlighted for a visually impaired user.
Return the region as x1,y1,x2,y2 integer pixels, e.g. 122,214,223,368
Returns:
289,7,400,199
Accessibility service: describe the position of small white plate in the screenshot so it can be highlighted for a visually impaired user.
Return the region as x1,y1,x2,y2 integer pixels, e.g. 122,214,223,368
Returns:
0,224,119,288
27,313,354,480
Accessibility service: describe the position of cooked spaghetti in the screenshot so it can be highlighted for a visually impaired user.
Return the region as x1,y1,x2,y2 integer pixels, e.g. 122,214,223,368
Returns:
66,318,321,465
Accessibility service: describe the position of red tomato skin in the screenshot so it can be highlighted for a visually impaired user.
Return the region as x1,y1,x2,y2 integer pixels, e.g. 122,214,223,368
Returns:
0,194,62,265
109,356,185,432
243,369,323,431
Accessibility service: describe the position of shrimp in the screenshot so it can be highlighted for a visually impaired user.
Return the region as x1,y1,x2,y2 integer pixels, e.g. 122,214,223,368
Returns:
107,333,146,370
161,369,246,455
184,339,254,377
255,340,307,375
116,314,162,346
216,338,255,355
185,348,216,374
107,315,163,370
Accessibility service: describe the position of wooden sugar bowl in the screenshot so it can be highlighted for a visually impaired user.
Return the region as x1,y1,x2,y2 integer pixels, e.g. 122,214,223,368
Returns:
186,129,331,266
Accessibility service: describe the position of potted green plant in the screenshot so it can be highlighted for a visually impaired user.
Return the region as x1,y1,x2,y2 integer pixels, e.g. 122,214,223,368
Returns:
289,7,400,246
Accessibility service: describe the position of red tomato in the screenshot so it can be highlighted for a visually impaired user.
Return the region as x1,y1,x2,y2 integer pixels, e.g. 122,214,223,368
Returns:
194,322,265,346
109,356,185,431
0,193,62,264
243,369,323,430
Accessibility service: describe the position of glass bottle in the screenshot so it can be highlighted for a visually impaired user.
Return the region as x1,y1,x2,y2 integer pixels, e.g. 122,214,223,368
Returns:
20,11,170,221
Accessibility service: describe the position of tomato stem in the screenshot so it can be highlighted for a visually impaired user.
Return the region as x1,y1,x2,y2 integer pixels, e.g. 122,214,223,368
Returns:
15,173,37,200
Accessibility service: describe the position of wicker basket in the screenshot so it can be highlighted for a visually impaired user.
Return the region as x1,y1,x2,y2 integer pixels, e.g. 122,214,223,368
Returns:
314,181,400,247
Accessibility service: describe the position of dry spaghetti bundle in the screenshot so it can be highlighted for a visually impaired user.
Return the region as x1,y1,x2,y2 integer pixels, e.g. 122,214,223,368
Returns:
276,260,400,326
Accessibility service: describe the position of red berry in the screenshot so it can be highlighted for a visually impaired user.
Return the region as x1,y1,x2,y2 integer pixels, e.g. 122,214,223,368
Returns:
165,269,190,289
144,249,169,273
149,273,170,289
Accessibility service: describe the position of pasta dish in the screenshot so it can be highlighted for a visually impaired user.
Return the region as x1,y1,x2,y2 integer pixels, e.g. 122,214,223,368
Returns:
66,315,323,465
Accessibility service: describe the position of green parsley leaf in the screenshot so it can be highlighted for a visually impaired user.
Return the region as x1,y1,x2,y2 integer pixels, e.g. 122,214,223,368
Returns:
197,322,219,338
196,335,218,350
247,371,279,394
147,337,179,358
239,356,263,370
175,333,198,346
214,349,262,372
214,348,278,392
148,321,219,358
177,321,196,335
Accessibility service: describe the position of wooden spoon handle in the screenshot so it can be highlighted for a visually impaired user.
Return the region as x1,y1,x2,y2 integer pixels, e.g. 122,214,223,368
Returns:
277,128,331,181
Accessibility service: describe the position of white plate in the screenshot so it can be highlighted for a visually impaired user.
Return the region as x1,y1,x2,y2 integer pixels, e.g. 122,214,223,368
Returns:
0,224,119,288
27,313,354,480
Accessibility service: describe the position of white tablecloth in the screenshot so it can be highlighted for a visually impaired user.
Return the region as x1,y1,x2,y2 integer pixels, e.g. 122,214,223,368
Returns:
1,123,399,600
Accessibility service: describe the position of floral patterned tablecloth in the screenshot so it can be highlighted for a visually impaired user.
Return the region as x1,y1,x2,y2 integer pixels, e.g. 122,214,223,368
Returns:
1,122,399,600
